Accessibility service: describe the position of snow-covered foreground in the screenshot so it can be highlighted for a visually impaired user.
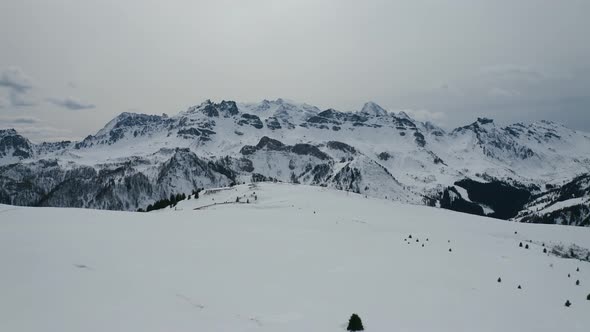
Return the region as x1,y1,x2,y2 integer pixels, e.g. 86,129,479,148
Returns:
1,183,589,332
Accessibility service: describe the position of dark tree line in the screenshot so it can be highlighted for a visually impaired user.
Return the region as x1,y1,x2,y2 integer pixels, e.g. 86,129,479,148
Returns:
138,188,202,212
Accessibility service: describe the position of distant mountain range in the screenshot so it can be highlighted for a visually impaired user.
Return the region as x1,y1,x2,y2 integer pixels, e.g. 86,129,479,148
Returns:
1,98,589,225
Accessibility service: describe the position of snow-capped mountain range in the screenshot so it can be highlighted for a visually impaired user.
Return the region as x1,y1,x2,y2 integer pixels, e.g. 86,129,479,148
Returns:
1,98,589,225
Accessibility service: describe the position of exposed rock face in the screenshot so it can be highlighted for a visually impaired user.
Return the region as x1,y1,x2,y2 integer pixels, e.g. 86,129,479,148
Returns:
0,129,34,160
1,98,589,226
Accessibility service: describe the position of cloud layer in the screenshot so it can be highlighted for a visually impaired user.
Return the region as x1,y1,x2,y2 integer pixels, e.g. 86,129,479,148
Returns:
47,97,95,110
0,67,33,93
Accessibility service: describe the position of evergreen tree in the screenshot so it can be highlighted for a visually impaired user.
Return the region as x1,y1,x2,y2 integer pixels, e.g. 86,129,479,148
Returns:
543,248,547,253
449,248,452,252
577,267,580,272
497,277,502,283
525,244,529,249
519,242,523,248
347,313,364,331
236,196,240,203
565,300,571,307
517,285,522,289
587,293,590,301
576,280,580,286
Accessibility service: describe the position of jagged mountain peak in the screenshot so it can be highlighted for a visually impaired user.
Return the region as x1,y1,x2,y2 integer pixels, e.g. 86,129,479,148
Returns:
477,117,494,125
0,128,34,162
2,97,589,226
95,112,165,138
395,111,412,121
0,128,19,138
241,98,320,117
360,101,388,116
453,117,497,135
184,99,239,118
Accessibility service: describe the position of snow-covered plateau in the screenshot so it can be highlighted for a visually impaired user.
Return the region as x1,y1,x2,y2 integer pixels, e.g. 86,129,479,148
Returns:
1,98,589,225
1,183,589,331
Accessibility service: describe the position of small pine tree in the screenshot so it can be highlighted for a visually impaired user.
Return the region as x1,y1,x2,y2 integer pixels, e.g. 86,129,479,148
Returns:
347,313,364,331
246,199,250,203
576,267,580,272
565,300,571,307
449,248,452,252
525,244,529,249
568,273,571,278
236,197,240,203
497,277,502,283
408,234,412,239
517,285,521,289
422,244,424,247
576,280,580,286
587,293,590,301
543,248,547,253
519,242,523,248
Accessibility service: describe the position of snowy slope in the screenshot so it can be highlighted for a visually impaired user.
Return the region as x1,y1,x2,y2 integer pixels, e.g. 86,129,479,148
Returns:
0,98,589,225
0,183,589,332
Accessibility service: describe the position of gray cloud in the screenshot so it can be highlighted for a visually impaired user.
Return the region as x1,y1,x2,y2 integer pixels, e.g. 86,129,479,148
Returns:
0,67,38,108
9,91,37,107
47,97,95,110
0,115,41,124
0,67,33,93
0,0,589,140
8,125,75,143
0,116,75,143
0,95,7,108
395,62,590,131
479,65,547,82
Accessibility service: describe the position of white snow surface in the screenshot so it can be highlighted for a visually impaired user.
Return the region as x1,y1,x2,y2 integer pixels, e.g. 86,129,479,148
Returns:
1,183,589,332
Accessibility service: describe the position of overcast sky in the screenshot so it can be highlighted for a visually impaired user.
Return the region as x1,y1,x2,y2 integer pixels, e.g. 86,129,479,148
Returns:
1,0,589,142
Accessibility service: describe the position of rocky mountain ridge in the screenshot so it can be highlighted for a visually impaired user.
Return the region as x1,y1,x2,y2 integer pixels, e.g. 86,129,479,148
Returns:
1,98,589,225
